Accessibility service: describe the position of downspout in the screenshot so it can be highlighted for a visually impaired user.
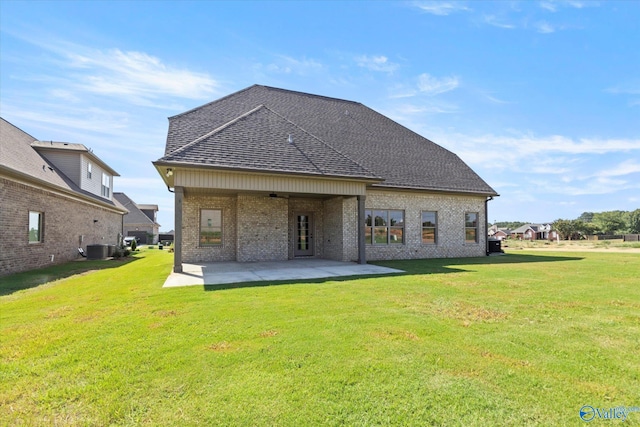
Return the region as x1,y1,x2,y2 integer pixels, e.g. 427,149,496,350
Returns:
485,196,494,256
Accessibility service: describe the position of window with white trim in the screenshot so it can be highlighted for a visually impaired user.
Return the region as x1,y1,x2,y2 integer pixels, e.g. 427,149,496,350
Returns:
28,211,43,243
87,162,92,179
101,173,110,198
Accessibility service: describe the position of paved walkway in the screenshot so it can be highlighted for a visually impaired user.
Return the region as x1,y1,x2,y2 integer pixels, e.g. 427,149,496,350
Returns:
163,259,404,287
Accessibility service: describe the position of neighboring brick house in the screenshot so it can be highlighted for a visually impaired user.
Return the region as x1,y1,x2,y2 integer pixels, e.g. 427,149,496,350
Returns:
153,85,498,273
511,223,558,240
0,118,127,276
113,193,161,244
488,224,511,241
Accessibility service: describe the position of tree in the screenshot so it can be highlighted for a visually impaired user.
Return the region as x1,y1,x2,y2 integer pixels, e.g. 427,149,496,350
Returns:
628,209,640,234
553,219,594,240
494,221,527,229
577,212,595,223
553,219,578,240
593,211,627,235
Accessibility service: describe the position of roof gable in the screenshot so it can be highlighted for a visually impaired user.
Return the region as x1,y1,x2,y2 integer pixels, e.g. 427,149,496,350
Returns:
113,193,160,226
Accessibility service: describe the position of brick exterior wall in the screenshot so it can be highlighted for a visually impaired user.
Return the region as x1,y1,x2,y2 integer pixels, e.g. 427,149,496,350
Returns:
342,196,359,262
322,196,344,261
361,190,487,261
0,177,123,276
177,189,488,264
182,193,237,262
236,194,288,262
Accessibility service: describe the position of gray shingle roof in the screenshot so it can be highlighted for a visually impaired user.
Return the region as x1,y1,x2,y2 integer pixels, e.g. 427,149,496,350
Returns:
113,193,160,226
162,105,377,179
159,85,497,195
0,117,125,211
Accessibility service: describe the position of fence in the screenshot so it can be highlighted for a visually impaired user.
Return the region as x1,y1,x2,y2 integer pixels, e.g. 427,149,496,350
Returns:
623,234,640,242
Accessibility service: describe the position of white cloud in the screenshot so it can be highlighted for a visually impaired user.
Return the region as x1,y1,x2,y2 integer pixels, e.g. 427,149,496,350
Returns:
484,94,511,104
463,134,640,156
606,84,640,95
591,160,640,178
261,55,323,76
355,55,399,73
539,0,599,11
417,73,460,95
536,176,639,196
394,102,458,115
540,2,558,12
535,21,556,33
412,1,470,16
483,15,516,29
426,132,640,198
65,49,218,102
3,33,219,108
567,1,587,8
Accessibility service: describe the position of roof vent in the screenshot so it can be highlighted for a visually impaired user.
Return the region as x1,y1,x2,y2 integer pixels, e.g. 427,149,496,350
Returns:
288,134,294,144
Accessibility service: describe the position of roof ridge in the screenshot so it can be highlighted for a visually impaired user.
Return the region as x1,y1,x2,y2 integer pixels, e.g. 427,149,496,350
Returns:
167,84,261,120
261,105,378,178
167,104,266,158
259,105,326,175
257,85,363,106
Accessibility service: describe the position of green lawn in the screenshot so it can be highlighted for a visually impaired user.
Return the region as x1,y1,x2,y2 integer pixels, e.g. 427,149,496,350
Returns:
1,249,639,426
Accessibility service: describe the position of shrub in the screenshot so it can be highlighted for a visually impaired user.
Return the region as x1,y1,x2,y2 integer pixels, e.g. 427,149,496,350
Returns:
131,240,137,251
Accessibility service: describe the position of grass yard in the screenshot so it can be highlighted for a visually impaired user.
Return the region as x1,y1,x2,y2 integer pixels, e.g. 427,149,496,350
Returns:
1,249,639,426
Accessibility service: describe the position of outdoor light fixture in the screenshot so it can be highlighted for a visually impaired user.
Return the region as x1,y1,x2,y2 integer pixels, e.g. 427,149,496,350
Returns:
166,168,173,177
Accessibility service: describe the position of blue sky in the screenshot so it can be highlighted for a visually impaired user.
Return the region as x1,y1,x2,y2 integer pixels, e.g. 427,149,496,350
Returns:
2,0,639,229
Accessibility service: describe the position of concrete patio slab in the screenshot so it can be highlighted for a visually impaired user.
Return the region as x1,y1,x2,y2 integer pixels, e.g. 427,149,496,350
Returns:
162,259,404,287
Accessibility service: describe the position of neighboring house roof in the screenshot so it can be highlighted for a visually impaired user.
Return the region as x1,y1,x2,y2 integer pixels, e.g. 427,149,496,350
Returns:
0,117,126,212
156,85,497,196
511,225,535,234
31,141,119,176
512,224,553,234
113,192,161,228
137,204,159,211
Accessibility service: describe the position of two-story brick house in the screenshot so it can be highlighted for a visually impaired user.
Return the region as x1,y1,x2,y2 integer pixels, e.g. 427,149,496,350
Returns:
0,118,127,276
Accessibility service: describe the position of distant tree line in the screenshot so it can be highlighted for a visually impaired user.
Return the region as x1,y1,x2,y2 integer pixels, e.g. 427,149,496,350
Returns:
553,210,640,240
493,210,640,240
493,221,527,229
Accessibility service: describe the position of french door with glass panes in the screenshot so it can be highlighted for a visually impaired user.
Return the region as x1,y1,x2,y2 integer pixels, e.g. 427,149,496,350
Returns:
294,213,314,257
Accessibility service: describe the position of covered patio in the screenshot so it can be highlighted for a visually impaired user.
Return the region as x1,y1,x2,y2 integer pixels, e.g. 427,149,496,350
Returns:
162,258,403,287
